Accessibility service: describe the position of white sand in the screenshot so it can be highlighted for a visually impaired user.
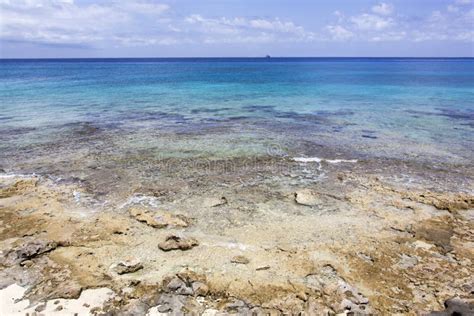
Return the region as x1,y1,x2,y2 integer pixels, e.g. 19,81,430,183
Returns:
0,284,115,315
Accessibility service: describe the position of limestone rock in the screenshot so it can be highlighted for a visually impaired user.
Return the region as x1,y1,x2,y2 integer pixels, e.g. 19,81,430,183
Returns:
129,208,188,228
231,255,250,264
111,258,143,275
203,197,227,207
0,178,38,198
428,297,474,315
294,189,320,206
158,235,199,251
163,269,208,296
1,239,58,266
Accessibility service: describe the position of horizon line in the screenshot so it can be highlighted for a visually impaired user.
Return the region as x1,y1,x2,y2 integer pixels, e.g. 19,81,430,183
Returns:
1,56,473,60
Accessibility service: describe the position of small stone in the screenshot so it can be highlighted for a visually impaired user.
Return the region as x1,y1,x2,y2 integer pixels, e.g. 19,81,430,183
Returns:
55,305,64,311
111,258,143,275
294,190,319,206
158,235,199,251
231,255,250,264
35,304,46,312
20,260,34,267
256,265,270,271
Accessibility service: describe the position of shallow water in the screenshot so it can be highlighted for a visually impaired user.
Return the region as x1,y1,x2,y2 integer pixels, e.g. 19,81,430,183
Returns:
0,58,473,167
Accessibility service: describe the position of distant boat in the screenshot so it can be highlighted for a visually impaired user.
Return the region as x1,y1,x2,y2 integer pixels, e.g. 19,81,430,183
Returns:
265,55,271,59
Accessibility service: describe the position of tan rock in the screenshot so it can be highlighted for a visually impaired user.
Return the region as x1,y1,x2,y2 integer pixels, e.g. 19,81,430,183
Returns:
111,258,143,275
231,255,250,264
158,235,199,251
294,189,320,206
202,197,227,207
129,208,188,228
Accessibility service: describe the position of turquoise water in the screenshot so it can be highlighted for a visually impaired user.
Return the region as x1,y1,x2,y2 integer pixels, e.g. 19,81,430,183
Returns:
1,58,473,163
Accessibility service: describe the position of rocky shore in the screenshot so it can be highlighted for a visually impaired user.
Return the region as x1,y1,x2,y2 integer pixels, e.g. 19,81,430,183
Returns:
0,154,473,315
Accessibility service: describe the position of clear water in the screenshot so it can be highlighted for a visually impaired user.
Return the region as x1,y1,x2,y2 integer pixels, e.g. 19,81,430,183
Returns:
1,58,473,163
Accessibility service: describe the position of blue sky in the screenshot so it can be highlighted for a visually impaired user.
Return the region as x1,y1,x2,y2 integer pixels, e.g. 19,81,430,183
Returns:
0,0,473,57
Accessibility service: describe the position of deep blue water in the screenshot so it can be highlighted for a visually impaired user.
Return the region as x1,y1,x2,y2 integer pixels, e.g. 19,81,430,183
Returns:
0,58,473,161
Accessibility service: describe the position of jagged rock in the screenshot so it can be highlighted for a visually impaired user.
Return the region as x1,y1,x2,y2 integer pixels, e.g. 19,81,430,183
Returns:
403,191,474,211
1,239,58,266
151,294,188,313
224,299,251,313
111,258,143,275
0,178,38,198
163,269,208,297
294,189,320,206
231,255,250,264
309,265,371,314
129,208,188,228
158,235,198,251
428,297,474,315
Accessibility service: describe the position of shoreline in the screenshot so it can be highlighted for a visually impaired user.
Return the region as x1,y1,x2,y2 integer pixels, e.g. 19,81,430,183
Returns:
1,154,473,314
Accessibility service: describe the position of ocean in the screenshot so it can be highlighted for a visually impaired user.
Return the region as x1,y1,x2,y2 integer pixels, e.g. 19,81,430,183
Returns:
1,58,473,168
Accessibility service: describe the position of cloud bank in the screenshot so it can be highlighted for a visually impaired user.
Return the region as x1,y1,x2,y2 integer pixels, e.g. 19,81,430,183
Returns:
0,0,472,50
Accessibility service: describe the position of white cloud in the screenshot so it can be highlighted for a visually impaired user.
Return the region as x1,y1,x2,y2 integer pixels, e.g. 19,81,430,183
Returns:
454,0,472,5
0,0,171,46
326,25,354,40
371,3,394,16
184,14,316,43
351,14,394,30
0,0,472,49
447,5,460,12
324,1,472,43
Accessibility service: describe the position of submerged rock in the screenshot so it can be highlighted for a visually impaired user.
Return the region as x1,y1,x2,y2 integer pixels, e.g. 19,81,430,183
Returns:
111,258,143,275
158,235,199,251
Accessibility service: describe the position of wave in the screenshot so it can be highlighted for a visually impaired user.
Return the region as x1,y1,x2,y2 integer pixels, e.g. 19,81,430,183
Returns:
292,157,358,164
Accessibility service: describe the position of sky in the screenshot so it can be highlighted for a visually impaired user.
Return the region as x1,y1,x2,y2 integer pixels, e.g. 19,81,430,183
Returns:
0,0,473,58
